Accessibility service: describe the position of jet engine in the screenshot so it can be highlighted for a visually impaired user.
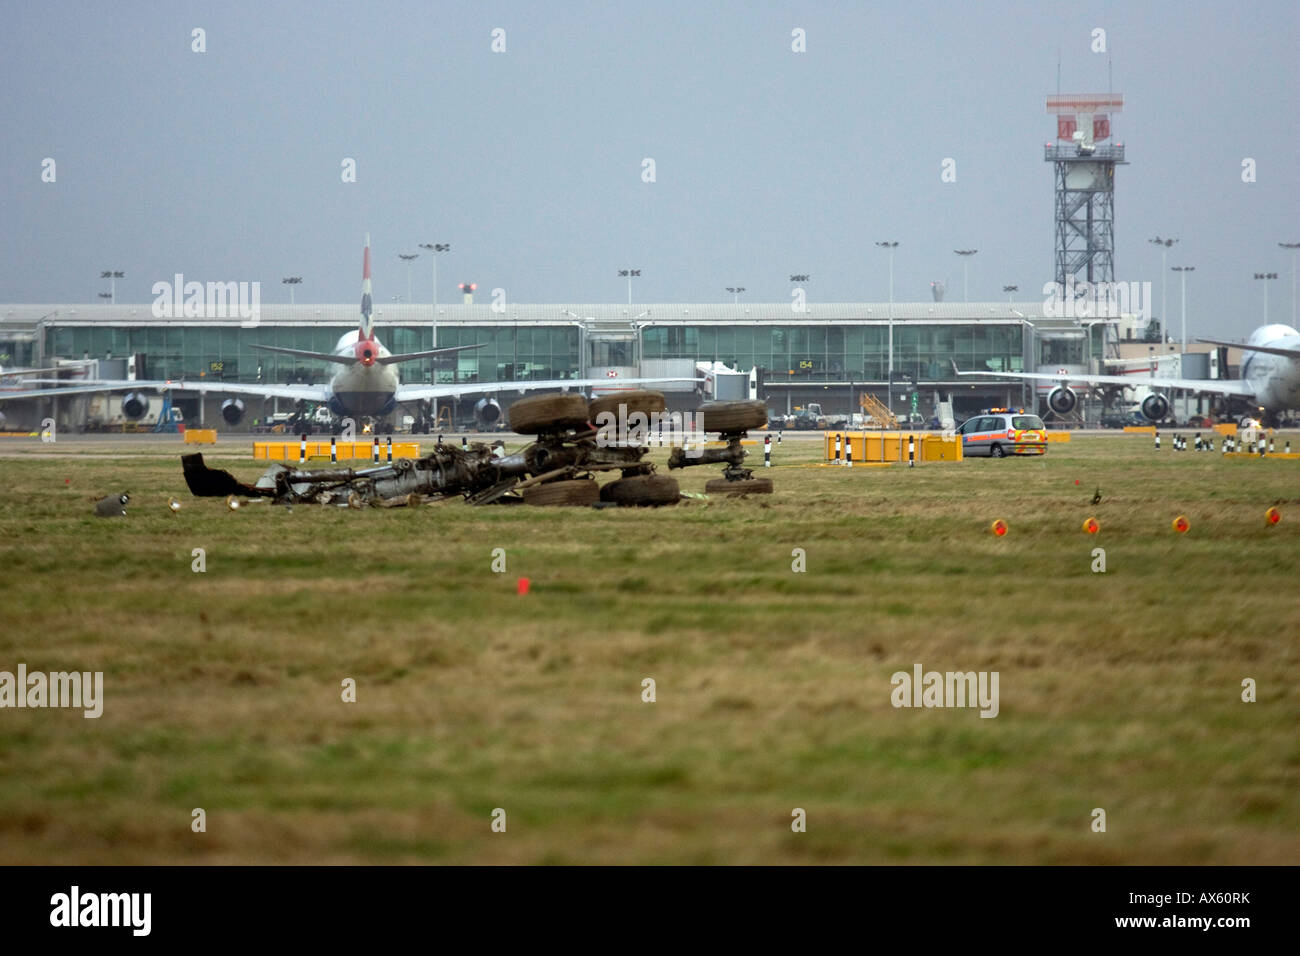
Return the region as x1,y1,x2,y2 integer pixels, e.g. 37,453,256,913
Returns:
1046,386,1078,416
1140,393,1170,422
221,398,246,426
474,397,502,429
121,392,150,420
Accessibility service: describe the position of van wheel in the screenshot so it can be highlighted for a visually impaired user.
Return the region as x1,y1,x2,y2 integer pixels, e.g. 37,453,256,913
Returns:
991,444,1006,458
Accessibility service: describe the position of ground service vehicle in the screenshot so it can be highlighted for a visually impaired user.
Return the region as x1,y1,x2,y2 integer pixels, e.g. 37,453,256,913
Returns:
956,409,1048,457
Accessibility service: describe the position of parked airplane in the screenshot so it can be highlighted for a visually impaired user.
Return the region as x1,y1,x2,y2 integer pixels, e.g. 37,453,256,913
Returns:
9,236,698,430
955,323,1300,424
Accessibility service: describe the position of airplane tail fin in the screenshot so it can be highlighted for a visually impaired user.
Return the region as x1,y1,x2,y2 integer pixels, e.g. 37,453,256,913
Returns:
360,233,374,341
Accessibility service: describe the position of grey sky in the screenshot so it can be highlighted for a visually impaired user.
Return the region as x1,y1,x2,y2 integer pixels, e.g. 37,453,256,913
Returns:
2,0,1296,339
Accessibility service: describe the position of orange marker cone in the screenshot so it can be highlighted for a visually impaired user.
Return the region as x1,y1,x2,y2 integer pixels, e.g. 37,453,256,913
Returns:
1172,515,1190,533
1265,506,1281,526
517,577,531,596
1082,517,1100,534
991,519,1008,537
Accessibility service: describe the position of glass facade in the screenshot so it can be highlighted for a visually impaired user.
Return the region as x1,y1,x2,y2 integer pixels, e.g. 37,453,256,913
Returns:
43,321,1024,385
0,336,36,368
1039,336,1087,366
642,323,1023,381
44,325,582,385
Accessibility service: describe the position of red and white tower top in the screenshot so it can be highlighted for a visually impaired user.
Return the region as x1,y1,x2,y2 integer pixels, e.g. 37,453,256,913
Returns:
1047,93,1123,149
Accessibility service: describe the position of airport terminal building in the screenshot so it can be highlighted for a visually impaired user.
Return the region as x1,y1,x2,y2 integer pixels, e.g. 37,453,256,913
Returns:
2,300,1146,429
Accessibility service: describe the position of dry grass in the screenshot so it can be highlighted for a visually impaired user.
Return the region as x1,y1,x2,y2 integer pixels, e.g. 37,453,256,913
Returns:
0,432,1297,864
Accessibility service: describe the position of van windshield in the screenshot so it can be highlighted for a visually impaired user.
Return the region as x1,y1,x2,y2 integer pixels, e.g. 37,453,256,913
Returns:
1012,416,1045,430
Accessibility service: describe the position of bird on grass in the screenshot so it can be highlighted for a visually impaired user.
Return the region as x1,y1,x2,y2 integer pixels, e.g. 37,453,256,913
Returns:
94,493,129,517
1091,486,1103,506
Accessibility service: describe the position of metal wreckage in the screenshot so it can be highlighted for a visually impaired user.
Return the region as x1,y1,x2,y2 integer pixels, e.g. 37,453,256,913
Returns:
181,392,774,509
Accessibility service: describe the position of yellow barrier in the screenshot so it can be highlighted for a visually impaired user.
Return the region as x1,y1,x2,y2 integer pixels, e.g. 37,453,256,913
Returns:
254,441,422,461
1045,432,1071,443
1213,423,1237,436
1123,425,1157,434
183,429,217,444
825,431,962,463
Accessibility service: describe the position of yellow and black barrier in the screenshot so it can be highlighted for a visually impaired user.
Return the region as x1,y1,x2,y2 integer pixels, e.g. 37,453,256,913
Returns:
254,440,422,461
824,431,963,464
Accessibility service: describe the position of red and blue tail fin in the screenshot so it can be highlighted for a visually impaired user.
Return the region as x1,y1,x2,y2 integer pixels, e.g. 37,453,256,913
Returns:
360,233,374,340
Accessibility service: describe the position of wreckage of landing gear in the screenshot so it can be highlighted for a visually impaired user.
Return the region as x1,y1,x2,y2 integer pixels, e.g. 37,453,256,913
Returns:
181,392,774,509
667,399,774,496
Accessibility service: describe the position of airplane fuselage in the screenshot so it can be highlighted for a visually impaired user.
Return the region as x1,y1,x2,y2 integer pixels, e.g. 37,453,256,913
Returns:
325,330,400,418
1241,325,1300,413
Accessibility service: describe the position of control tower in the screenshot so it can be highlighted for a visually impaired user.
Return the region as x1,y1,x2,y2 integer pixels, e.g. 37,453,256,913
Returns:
1045,95,1126,297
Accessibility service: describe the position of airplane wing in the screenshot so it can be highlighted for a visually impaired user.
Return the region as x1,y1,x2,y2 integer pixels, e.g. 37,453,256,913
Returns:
394,377,703,403
1197,338,1300,360
2,380,331,403
953,368,1257,398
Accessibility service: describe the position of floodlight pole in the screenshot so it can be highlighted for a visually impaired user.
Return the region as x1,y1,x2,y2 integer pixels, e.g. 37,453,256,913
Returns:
1254,272,1278,322
399,253,419,304
419,242,450,346
1171,266,1194,353
1149,237,1178,338
1280,243,1300,326
101,270,124,304
618,269,640,306
954,250,978,302
877,242,899,414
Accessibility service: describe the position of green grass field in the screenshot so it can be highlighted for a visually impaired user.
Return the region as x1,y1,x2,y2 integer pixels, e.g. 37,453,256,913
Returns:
1,433,1297,864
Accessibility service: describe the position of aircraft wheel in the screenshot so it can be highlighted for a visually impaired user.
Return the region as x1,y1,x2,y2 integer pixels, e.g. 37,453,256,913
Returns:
704,477,773,495
599,474,680,507
698,400,768,433
522,478,600,507
588,390,667,421
509,394,590,434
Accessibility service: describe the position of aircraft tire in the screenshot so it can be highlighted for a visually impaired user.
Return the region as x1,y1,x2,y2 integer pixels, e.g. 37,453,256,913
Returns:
522,478,600,507
509,394,591,434
599,474,680,507
698,400,767,433
588,390,667,421
704,477,773,495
